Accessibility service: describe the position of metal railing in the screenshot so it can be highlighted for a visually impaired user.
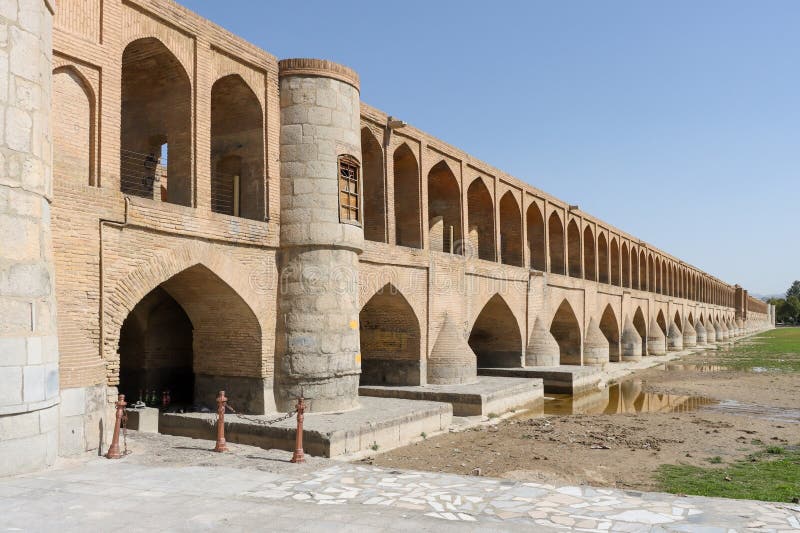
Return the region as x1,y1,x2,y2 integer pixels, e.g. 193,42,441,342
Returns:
120,148,169,200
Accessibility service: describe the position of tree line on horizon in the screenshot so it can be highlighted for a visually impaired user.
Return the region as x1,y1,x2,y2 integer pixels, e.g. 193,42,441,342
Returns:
765,280,800,324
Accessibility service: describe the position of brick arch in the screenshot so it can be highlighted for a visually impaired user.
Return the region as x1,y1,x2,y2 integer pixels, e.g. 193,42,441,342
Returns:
104,243,268,382
53,65,96,186
359,283,422,386
120,35,194,82
211,70,264,108
470,293,523,368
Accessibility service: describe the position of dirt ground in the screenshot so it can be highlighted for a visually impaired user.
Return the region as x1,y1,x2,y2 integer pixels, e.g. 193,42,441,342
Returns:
370,351,800,492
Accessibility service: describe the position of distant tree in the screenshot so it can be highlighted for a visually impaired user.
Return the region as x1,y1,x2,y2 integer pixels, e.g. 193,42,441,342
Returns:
777,297,800,324
786,280,800,300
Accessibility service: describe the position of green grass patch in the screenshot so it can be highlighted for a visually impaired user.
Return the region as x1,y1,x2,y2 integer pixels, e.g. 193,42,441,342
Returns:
713,328,800,372
656,447,800,502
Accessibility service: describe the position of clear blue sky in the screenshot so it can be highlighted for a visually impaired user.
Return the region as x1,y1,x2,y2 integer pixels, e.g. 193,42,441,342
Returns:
181,0,799,297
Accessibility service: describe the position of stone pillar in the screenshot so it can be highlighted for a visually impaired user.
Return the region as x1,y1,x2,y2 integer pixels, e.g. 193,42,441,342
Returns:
647,317,666,355
427,314,477,384
0,0,59,476
275,59,363,412
694,320,707,346
583,318,609,366
705,320,716,343
682,319,697,348
620,316,642,361
667,322,683,351
525,317,559,367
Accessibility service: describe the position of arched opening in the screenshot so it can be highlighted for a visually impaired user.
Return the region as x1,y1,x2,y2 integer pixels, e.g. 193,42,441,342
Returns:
427,161,462,254
53,67,94,185
499,192,523,266
361,129,386,242
599,305,621,362
527,203,546,271
610,238,620,286
550,299,582,365
210,75,265,220
583,226,596,281
117,265,263,412
567,219,581,278
656,310,667,336
640,251,647,291
359,285,421,385
466,178,495,261
469,295,522,368
121,38,191,206
548,212,565,274
393,144,422,248
633,307,647,355
622,243,630,288
650,256,657,293
674,311,682,332
597,233,609,284
631,247,640,289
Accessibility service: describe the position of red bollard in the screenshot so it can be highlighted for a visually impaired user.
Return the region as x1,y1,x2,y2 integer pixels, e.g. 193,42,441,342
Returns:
290,397,306,464
106,394,127,459
213,390,229,452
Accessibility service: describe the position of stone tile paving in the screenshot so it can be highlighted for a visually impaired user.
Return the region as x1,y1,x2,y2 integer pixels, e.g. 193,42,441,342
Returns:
1,457,798,532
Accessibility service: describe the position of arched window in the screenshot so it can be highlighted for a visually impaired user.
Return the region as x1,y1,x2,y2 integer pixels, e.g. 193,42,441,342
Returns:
53,66,94,185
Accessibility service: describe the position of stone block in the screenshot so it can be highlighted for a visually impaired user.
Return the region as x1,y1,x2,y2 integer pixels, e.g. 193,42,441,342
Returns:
125,407,159,433
22,364,44,402
59,415,85,456
44,363,58,399
0,409,38,440
0,366,22,404
0,432,49,477
25,335,41,364
0,336,27,366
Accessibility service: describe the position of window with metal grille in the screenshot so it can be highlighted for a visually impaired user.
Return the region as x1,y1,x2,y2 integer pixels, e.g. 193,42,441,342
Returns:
338,155,361,224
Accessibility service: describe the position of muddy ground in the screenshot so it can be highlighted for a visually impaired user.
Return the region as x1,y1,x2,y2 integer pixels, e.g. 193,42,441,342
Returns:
370,350,800,492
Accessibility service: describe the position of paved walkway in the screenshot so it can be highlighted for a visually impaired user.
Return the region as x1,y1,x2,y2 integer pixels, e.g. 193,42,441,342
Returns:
1,456,798,532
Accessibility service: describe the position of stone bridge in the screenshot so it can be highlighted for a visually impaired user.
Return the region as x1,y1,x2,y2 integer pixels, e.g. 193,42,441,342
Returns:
0,0,774,473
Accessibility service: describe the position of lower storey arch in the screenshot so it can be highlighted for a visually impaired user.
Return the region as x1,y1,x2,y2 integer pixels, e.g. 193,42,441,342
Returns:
550,299,582,365
116,264,266,413
359,284,422,386
599,304,621,362
470,294,523,368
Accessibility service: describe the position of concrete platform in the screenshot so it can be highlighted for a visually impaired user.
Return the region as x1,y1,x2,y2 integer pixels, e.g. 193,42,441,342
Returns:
359,376,544,416
159,396,452,458
478,365,603,395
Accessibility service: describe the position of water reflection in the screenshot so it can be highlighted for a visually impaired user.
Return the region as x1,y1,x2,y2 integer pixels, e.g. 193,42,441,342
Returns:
661,363,730,373
518,379,717,418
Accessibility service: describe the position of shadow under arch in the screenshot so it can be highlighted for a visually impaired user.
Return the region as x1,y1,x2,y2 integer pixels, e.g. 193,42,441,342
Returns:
550,299,582,365
470,294,523,368
359,283,421,385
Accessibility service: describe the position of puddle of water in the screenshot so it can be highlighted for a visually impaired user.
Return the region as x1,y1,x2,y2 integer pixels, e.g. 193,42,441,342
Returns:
660,363,732,373
516,379,716,418
704,400,800,423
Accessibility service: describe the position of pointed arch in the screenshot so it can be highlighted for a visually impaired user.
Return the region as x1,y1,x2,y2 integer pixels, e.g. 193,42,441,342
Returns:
648,254,656,292
121,37,192,206
53,65,95,185
673,310,682,332
393,143,422,248
469,294,523,367
211,74,265,220
656,309,667,335
633,307,648,355
583,226,596,281
499,192,523,266
599,304,621,362
610,238,620,287
548,212,565,274
466,178,495,261
428,161,462,254
622,243,631,288
527,202,546,271
639,250,647,291
631,247,639,289
597,232,609,284
359,284,421,385
550,299,582,365
688,312,694,325
567,219,582,278
361,128,386,242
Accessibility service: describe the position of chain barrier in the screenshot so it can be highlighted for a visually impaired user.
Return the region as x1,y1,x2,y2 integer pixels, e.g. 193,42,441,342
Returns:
224,402,297,427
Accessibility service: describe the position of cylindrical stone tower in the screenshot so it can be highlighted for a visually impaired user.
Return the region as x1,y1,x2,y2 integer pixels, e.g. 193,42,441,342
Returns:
275,59,363,412
0,0,59,475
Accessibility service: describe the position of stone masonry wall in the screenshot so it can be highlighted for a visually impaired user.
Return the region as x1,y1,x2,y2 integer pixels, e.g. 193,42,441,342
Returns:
0,0,60,476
